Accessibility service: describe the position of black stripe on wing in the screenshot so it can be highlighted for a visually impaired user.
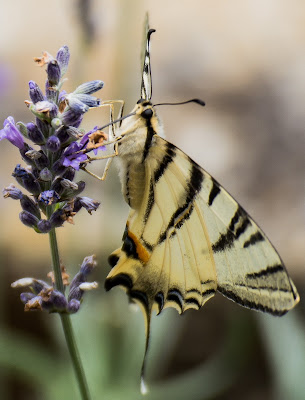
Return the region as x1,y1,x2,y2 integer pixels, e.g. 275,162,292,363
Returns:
144,179,155,224
105,273,133,291
154,142,177,183
167,289,184,313
143,142,177,226
125,164,131,206
208,177,221,206
245,264,284,279
158,163,203,244
218,286,288,316
212,205,251,253
243,231,264,248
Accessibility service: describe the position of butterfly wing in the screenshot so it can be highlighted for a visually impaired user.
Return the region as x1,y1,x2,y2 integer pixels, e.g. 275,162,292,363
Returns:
105,135,299,316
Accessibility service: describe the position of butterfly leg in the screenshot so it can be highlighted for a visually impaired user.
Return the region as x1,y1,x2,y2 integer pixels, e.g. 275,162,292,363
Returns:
81,140,120,181
100,99,125,138
80,100,124,181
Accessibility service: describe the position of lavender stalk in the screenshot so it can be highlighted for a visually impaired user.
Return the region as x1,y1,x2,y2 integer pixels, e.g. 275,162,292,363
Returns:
2,45,106,400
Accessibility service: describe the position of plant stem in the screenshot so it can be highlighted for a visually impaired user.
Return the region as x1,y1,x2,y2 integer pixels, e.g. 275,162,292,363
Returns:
48,226,91,400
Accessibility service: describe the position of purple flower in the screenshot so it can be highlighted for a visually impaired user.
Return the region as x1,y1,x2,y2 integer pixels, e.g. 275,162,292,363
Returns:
0,116,25,149
62,142,88,170
62,127,107,170
38,190,60,205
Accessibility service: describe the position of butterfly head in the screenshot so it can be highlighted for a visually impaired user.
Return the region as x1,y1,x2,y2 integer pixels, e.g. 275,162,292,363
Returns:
118,98,162,141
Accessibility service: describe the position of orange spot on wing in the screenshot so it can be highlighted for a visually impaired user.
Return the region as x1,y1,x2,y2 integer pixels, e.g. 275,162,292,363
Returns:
128,230,150,263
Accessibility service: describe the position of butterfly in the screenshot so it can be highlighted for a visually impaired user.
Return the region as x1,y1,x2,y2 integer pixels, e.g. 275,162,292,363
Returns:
94,25,300,393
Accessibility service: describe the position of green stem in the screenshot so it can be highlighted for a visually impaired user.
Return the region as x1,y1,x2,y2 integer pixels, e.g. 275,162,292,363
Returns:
48,224,91,400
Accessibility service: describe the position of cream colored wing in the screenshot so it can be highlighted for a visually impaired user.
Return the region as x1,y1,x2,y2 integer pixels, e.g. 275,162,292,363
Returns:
105,135,299,317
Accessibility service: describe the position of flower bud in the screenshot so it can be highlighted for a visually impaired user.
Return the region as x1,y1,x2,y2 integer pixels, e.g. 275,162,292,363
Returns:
12,164,29,179
36,118,49,137
20,292,36,304
45,80,57,102
25,149,43,161
29,81,44,104
11,278,47,293
3,184,23,200
39,167,52,182
13,165,41,195
35,100,58,120
34,150,49,170
27,122,45,145
60,179,81,200
19,210,39,227
67,299,80,313
67,96,89,113
19,143,36,167
79,282,98,291
75,181,86,195
49,204,75,227
74,80,104,95
51,118,62,130
20,195,41,218
49,209,66,228
71,93,101,108
47,59,61,85
56,45,70,76
41,289,68,312
61,109,83,127
50,177,64,195
74,196,100,214
61,167,75,181
46,135,61,152
52,159,67,175
37,219,52,233
68,255,97,302
16,122,29,138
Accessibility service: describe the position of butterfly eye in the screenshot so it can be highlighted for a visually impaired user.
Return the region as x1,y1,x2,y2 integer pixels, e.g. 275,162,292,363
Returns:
141,108,153,119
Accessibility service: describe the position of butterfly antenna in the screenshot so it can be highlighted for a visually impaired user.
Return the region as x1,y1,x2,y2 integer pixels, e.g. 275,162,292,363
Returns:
154,98,206,107
97,111,136,131
141,28,156,101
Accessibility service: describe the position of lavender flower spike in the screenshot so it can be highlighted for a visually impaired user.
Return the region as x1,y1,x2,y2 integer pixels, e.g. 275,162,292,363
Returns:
0,117,25,149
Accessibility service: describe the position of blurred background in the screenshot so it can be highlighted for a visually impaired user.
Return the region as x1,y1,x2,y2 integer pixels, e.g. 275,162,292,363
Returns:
0,1,304,399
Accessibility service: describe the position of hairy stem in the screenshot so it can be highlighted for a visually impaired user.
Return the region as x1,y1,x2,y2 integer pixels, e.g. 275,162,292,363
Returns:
48,223,91,400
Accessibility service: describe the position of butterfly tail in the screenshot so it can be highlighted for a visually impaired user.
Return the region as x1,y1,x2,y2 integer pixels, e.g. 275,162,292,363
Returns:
140,306,152,395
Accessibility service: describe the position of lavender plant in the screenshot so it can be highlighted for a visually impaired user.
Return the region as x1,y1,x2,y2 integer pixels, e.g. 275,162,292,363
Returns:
1,46,106,400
